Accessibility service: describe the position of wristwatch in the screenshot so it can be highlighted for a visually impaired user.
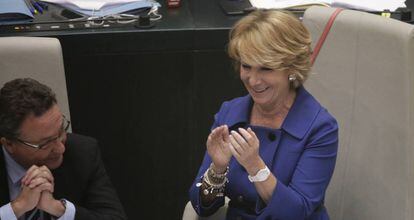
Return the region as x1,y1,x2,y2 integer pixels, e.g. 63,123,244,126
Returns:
248,166,271,182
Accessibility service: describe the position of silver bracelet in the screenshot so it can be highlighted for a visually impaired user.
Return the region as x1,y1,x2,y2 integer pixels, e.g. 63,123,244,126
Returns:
207,163,229,184
202,168,228,197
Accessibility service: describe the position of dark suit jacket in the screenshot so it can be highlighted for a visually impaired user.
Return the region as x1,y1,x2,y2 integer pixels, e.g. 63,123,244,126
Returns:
0,133,127,220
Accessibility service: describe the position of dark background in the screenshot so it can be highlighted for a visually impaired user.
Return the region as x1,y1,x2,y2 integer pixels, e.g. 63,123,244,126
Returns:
61,1,246,219
1,0,413,219
0,0,246,219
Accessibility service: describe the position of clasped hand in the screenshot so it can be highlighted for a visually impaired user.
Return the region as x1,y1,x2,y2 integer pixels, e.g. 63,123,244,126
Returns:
207,126,264,175
12,165,65,218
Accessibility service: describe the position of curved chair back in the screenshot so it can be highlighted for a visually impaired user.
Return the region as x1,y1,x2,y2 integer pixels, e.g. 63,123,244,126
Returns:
303,6,414,220
0,37,71,128
182,198,229,220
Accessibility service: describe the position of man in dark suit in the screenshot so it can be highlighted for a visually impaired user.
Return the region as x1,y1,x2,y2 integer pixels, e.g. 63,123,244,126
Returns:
0,78,126,220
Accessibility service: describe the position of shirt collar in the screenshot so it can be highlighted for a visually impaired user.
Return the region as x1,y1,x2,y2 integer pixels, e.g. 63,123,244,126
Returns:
223,86,321,139
2,146,26,185
223,95,251,130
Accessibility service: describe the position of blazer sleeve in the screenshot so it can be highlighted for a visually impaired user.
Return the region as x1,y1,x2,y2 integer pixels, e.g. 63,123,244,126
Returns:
73,138,127,220
256,111,338,220
188,101,230,217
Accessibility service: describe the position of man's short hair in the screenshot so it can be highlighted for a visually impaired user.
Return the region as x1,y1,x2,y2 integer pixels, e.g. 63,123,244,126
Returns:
0,78,57,139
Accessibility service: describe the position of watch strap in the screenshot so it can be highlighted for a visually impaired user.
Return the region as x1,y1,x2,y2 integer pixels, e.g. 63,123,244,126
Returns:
248,166,270,182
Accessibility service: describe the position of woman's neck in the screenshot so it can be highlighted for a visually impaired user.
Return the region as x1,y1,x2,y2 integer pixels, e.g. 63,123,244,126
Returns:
251,89,296,128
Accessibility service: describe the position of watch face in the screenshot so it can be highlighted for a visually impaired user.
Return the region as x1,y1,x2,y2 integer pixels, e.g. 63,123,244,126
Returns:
257,168,270,179
249,166,270,182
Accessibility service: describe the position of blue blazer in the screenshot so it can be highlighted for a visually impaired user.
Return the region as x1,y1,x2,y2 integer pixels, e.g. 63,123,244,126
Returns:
189,87,338,220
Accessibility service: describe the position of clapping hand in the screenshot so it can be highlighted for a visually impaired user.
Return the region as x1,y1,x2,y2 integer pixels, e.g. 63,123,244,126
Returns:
206,125,232,173
229,127,264,175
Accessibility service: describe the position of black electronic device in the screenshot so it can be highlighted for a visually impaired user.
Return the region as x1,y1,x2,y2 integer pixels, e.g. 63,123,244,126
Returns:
135,14,154,29
218,0,253,15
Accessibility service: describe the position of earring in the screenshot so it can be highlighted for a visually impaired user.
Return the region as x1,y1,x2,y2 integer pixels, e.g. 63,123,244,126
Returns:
288,74,297,82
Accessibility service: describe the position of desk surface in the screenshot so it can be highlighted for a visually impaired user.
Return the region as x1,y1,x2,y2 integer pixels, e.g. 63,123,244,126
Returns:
0,0,245,55
1,0,412,36
1,0,411,52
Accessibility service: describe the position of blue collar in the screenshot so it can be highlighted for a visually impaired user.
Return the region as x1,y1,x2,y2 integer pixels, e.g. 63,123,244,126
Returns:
2,146,26,185
223,86,321,139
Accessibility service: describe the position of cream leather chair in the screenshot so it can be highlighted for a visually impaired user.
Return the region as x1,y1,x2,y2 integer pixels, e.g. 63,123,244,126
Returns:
182,198,229,220
183,7,414,220
183,197,230,220
303,6,414,220
0,37,71,125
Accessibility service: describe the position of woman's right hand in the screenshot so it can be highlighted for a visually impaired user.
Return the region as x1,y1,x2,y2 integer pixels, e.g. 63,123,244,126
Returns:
206,125,232,173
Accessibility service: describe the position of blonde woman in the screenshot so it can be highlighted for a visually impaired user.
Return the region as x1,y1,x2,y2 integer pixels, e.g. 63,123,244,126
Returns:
189,10,338,220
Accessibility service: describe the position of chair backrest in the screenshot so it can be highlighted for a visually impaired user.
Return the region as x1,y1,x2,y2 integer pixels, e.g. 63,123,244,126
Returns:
182,198,229,220
303,6,414,220
0,37,71,128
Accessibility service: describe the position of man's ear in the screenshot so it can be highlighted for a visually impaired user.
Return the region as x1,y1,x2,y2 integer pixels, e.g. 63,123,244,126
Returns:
1,137,15,154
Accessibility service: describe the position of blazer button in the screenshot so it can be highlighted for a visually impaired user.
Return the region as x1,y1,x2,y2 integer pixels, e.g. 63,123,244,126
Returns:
268,132,276,141
237,195,243,202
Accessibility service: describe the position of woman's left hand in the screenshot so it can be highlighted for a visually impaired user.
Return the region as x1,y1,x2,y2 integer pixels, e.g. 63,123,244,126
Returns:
229,127,264,175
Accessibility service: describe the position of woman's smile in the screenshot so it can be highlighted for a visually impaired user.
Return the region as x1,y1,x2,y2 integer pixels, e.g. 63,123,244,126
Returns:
251,86,269,93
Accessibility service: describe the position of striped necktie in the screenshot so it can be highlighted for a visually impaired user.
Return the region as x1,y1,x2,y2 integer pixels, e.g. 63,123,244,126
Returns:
25,208,40,220
25,209,50,220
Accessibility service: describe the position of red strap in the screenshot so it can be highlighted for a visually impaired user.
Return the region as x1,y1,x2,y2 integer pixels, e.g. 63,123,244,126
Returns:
311,8,344,65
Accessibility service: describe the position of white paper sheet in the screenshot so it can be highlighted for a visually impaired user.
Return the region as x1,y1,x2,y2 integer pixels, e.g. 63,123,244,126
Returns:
250,0,331,9
250,0,406,11
42,0,147,10
40,0,160,16
332,0,406,11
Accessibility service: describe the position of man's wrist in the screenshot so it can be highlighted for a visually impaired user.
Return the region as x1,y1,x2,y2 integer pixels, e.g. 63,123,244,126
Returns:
11,199,27,218
43,199,66,217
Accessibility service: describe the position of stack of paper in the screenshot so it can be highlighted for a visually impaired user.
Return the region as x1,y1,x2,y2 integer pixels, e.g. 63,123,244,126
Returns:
250,0,330,9
0,0,33,23
68,0,139,11
332,0,406,11
40,0,160,17
250,0,406,11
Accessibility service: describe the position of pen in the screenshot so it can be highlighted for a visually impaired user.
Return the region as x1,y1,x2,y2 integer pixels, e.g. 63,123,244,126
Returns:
36,1,49,10
31,0,44,13
23,0,36,15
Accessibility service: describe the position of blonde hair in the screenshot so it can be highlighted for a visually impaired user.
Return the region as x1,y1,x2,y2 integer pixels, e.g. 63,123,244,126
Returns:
228,10,312,88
